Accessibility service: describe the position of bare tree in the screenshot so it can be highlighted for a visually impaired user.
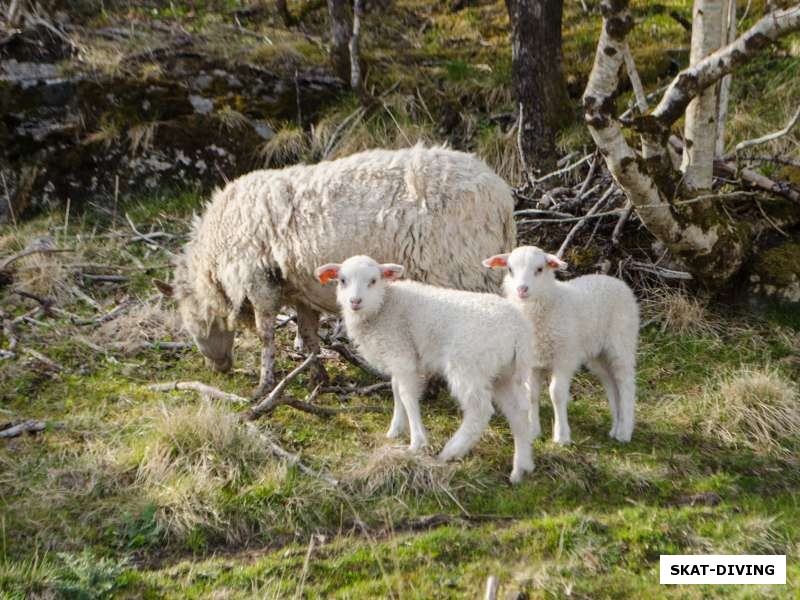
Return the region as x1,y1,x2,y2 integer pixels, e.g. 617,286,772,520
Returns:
349,0,363,94
506,0,571,174
327,0,353,82
583,1,800,287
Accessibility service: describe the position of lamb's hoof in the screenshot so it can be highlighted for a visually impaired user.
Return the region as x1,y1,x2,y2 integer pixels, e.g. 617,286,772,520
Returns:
553,435,572,446
612,431,632,443
408,441,429,454
510,462,535,484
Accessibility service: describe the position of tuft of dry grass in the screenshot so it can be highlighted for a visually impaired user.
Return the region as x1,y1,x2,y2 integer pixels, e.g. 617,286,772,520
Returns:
14,236,72,301
135,401,277,541
344,445,459,500
642,287,718,337
89,300,184,354
259,126,309,168
475,124,524,186
215,106,251,132
128,122,159,156
697,366,800,455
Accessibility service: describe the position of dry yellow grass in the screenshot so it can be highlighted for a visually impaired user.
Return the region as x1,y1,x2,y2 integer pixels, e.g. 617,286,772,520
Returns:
642,286,718,337
89,300,183,354
698,366,800,455
259,126,309,168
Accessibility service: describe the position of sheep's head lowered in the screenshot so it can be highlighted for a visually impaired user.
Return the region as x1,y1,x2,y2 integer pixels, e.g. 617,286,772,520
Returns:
154,251,235,372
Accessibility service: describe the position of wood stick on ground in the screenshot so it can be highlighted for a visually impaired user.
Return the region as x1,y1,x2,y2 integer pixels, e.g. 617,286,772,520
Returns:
328,343,388,381
320,381,392,396
244,422,339,486
22,348,63,371
734,104,800,156
245,353,318,420
0,420,47,439
556,184,617,259
0,247,72,272
286,386,389,417
533,153,592,185
75,300,134,326
146,381,249,403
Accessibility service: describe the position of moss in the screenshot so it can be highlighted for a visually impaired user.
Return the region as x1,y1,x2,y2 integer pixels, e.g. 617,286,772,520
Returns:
752,241,800,287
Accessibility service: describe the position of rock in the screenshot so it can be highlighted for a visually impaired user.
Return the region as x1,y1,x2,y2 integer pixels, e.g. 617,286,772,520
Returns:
0,24,345,222
746,238,800,305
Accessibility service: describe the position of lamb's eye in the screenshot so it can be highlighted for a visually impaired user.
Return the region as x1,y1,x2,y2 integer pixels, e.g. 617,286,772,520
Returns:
536,267,543,274
369,278,377,286
508,268,514,277
339,278,347,286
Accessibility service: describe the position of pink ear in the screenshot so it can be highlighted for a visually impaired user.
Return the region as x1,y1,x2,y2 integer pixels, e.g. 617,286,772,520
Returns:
546,254,567,270
315,264,340,285
482,254,509,269
380,263,404,280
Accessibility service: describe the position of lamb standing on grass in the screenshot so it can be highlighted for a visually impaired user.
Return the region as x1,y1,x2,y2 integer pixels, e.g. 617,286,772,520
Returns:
315,255,536,483
155,145,516,399
483,246,639,445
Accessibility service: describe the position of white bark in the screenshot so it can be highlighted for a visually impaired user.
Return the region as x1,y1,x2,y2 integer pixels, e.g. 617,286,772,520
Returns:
682,0,725,190
715,0,737,156
349,0,363,93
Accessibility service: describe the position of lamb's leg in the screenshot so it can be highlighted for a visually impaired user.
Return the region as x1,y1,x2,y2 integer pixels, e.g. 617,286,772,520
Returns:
295,303,328,387
394,371,427,451
548,370,573,445
386,376,409,439
587,358,621,439
495,376,535,484
529,368,545,440
438,382,494,462
610,360,636,443
252,309,276,400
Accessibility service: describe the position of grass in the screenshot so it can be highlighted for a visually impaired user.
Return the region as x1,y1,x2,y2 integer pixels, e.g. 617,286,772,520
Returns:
1,198,800,598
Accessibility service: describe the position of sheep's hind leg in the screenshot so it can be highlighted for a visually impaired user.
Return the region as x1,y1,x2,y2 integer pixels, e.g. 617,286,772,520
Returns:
495,376,535,484
295,303,329,387
438,380,493,463
587,358,621,440
386,377,409,439
252,309,276,400
549,369,574,445
609,358,636,443
528,368,546,440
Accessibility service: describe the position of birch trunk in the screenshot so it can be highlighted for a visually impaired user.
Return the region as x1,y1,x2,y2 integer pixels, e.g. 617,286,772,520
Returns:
715,0,737,156
681,0,725,190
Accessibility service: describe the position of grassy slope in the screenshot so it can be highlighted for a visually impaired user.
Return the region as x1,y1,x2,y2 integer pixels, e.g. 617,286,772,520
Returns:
2,0,800,598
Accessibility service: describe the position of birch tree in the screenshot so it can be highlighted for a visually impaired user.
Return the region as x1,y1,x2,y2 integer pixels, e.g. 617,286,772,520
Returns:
582,1,800,287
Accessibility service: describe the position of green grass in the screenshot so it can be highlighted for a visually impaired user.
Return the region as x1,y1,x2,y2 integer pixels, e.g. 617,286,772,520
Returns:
1,203,800,598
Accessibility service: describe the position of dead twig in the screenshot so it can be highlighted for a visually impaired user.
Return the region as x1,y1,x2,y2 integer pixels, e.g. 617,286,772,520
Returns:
246,354,318,420
328,343,388,380
734,104,800,156
320,381,392,396
22,348,62,371
0,420,47,439
0,247,72,273
557,184,617,258
146,381,249,403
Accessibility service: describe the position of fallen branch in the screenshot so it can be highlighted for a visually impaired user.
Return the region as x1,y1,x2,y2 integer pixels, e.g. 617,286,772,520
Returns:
556,184,617,258
320,381,392,396
146,381,249,403
74,300,134,326
734,104,800,156
0,247,72,272
22,348,63,371
0,420,47,439
245,353,318,420
533,154,592,185
328,343,388,381
245,422,339,486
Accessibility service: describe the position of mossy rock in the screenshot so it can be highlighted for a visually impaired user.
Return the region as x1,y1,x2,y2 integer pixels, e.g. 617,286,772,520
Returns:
748,239,800,304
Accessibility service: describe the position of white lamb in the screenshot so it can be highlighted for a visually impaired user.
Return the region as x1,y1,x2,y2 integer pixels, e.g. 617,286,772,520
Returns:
483,246,639,444
315,255,536,483
155,145,516,398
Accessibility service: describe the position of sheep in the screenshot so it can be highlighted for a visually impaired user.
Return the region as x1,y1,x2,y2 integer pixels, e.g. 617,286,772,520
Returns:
315,255,536,483
482,245,639,445
155,145,516,399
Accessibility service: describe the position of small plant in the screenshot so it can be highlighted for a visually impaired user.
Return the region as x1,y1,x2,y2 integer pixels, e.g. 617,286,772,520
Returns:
55,549,128,599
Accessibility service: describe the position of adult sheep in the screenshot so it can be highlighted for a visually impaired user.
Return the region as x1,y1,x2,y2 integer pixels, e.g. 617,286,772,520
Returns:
156,144,516,398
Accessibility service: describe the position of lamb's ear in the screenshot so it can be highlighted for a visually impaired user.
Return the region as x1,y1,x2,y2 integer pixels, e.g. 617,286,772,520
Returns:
482,254,510,269
153,279,174,297
315,264,341,285
545,254,568,270
380,263,404,280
